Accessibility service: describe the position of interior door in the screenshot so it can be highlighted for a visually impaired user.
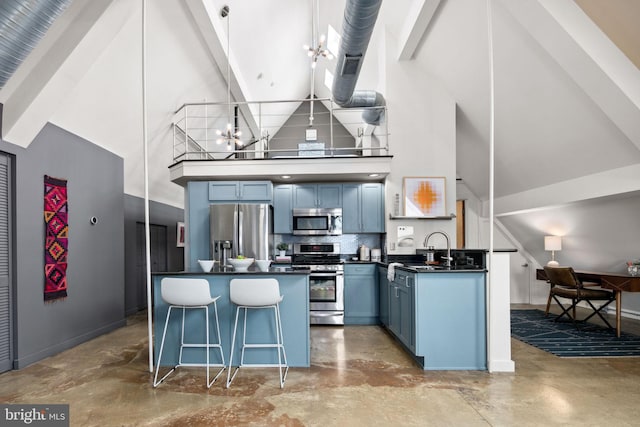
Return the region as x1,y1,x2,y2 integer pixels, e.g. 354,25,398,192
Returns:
509,251,531,304
135,223,168,311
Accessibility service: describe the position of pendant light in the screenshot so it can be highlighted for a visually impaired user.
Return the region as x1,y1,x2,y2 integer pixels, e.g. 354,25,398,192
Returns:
303,0,333,127
303,0,333,69
216,5,242,150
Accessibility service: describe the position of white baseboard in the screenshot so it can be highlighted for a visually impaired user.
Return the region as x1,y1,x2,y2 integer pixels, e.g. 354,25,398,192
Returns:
606,307,640,321
488,359,515,373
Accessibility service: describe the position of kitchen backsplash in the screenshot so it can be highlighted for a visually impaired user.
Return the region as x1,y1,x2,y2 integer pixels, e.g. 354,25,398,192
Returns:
274,233,382,259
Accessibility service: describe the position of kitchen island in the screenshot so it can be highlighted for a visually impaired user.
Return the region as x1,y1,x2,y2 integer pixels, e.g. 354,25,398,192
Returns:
152,267,310,367
379,264,487,370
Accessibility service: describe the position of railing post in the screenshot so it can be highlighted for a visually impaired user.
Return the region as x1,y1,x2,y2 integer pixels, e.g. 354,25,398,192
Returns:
204,102,208,160
184,105,188,160
329,99,334,156
384,105,389,155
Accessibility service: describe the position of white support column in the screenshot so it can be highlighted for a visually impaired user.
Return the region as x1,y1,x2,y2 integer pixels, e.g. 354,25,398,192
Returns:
488,252,515,372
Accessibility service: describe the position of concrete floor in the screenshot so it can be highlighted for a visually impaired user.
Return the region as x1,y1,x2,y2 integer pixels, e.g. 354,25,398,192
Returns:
1,305,640,426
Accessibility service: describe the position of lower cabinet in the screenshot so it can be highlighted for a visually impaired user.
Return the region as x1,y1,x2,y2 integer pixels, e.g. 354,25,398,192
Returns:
378,266,389,326
344,264,379,325
415,272,486,370
388,270,415,353
379,268,487,370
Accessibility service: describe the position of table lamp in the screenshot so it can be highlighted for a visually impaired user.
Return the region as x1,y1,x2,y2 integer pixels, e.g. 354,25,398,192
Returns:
544,236,562,266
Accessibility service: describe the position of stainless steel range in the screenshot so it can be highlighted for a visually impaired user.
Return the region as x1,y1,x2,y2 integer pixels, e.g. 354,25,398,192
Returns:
292,243,344,325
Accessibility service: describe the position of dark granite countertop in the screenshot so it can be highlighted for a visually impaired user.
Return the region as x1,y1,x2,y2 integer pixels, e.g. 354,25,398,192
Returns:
152,266,309,275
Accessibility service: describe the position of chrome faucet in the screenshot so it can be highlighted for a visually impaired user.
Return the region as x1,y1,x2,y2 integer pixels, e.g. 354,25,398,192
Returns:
423,231,452,267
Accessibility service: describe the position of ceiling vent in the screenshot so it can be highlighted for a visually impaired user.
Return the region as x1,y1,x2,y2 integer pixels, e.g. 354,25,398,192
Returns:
0,0,72,89
331,0,385,125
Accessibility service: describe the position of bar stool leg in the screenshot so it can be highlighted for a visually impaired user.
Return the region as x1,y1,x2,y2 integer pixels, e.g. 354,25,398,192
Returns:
205,306,210,387
208,300,226,388
226,306,241,388
153,306,177,387
275,303,288,388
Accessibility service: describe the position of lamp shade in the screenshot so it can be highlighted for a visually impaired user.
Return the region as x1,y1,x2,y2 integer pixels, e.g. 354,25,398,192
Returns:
544,236,562,251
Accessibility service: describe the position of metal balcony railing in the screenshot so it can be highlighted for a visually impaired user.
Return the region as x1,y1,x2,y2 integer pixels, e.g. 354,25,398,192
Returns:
172,98,389,162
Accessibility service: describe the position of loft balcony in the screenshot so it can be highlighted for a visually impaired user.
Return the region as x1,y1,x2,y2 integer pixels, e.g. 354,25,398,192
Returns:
169,98,392,185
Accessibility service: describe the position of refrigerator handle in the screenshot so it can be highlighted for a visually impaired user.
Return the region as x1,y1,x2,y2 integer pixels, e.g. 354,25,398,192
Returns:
238,209,244,256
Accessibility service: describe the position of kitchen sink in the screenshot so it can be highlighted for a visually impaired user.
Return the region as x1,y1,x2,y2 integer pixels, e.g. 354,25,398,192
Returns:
407,265,484,271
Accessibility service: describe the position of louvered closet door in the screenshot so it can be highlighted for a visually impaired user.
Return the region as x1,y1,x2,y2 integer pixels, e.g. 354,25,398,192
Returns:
0,154,12,372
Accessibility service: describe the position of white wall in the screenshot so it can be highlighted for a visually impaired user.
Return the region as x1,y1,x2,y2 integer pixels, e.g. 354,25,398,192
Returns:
382,30,457,255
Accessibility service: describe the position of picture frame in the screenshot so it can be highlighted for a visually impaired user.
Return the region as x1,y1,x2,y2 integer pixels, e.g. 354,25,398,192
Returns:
305,128,318,141
403,176,446,217
176,222,185,247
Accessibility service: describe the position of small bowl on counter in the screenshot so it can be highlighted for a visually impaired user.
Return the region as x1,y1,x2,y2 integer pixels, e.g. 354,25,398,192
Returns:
197,259,215,272
255,259,271,272
228,258,255,272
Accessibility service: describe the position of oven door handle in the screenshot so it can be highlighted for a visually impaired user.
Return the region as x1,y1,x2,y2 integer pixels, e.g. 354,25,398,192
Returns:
311,312,343,317
310,272,343,277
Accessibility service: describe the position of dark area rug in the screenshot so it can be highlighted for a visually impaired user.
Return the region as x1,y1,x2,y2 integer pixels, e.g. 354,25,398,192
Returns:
511,309,640,357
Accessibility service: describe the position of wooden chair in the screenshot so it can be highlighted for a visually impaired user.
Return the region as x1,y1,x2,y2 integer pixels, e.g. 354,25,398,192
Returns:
543,266,615,329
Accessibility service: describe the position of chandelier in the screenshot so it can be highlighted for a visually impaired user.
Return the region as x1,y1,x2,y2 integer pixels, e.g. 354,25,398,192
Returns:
304,34,333,69
216,5,242,150
303,0,333,69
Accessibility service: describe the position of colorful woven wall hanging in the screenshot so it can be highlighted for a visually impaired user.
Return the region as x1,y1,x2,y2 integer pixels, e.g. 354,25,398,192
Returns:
44,175,68,301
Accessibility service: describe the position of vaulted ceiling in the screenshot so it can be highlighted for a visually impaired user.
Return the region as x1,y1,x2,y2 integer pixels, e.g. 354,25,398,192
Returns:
1,0,638,211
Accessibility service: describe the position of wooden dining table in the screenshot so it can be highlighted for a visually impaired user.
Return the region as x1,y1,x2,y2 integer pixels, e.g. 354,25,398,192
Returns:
536,269,640,338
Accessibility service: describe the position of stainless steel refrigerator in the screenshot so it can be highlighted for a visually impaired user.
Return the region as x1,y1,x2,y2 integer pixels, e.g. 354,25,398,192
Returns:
210,204,272,265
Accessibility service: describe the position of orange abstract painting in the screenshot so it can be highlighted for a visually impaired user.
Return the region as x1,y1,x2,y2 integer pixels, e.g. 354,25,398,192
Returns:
403,177,446,217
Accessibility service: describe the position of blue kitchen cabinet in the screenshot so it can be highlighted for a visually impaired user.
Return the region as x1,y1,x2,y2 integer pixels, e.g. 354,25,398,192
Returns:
208,181,273,202
293,184,342,208
342,183,384,233
388,270,415,353
381,268,487,370
415,272,486,370
378,266,389,326
273,184,293,233
344,263,379,325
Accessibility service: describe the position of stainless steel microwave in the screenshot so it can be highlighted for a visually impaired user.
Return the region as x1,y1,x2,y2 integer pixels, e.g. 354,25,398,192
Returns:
292,208,343,235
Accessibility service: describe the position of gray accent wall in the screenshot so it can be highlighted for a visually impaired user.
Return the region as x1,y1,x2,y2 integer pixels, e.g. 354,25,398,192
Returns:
1,118,126,369
267,97,357,157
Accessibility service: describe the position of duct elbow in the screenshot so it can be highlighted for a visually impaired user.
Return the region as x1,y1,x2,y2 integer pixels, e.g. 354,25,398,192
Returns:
362,106,385,126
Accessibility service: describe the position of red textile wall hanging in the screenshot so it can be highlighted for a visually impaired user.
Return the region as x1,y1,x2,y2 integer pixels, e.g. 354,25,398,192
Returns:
44,175,68,301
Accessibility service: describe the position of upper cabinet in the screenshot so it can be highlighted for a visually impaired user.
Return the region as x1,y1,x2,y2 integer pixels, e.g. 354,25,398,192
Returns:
273,184,293,233
208,181,273,203
292,184,342,208
343,183,385,233
274,182,385,234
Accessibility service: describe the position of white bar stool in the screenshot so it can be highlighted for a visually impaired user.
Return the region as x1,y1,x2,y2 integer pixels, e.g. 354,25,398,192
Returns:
226,278,288,388
153,278,225,388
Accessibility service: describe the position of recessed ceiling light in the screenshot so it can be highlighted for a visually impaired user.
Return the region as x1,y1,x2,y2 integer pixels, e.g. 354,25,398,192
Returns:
369,173,379,177
281,175,291,179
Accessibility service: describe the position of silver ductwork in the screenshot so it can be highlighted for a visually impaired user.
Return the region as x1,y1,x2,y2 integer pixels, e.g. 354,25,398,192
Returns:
0,0,72,89
332,0,385,126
